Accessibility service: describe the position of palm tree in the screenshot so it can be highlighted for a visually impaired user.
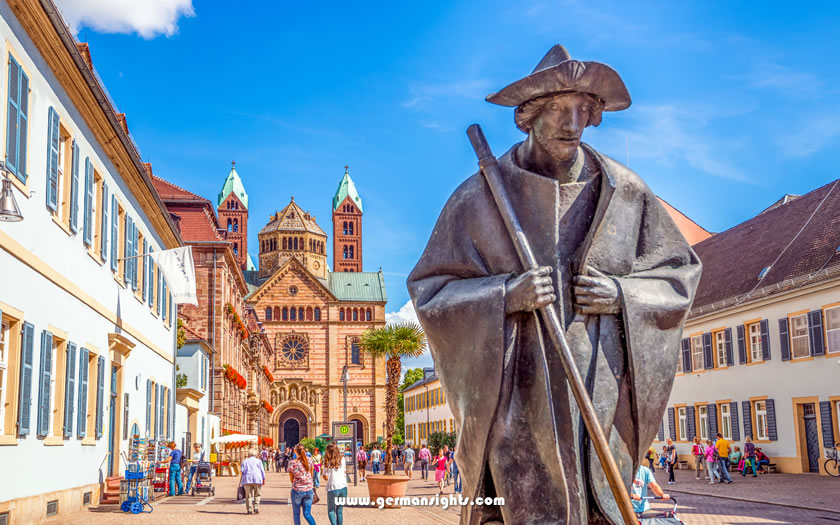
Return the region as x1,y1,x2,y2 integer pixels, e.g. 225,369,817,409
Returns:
359,322,427,475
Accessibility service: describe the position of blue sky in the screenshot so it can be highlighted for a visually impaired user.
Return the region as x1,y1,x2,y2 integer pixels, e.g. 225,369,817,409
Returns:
59,0,840,369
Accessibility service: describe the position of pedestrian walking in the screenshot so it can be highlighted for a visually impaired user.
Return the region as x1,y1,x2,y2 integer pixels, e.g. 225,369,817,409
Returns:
312,448,322,488
166,442,184,496
322,443,347,525
704,439,719,484
185,443,204,493
434,448,448,495
715,433,733,483
451,447,461,493
289,443,317,525
742,436,758,477
356,446,368,482
370,445,382,475
284,448,293,472
260,448,270,471
275,449,283,473
403,446,415,480
646,445,657,471
418,444,431,480
240,448,266,515
692,437,706,480
665,438,677,484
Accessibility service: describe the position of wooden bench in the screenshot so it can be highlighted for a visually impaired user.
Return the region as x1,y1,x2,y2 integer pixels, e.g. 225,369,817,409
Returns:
766,463,777,473
677,461,689,470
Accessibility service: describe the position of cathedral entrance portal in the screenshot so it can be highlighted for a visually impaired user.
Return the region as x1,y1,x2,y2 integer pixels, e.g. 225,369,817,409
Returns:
278,408,309,450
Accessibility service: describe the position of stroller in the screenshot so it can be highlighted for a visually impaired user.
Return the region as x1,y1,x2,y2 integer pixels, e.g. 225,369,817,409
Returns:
638,497,684,524
190,461,215,496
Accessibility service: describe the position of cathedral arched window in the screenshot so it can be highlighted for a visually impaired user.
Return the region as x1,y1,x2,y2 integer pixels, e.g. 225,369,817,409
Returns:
265,307,272,321
281,237,285,250
366,308,372,321
343,246,348,259
233,218,239,232
293,237,298,251
339,308,345,321
343,221,348,235
306,307,313,321
314,308,321,321
352,308,358,321
290,307,297,321
349,222,354,235
300,237,304,250
298,307,304,320
227,218,232,232
349,246,354,259
274,307,280,320
282,307,288,321
234,243,238,256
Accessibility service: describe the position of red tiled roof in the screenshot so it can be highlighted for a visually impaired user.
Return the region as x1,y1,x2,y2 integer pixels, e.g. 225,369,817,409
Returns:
152,175,206,202
151,175,226,243
691,179,840,311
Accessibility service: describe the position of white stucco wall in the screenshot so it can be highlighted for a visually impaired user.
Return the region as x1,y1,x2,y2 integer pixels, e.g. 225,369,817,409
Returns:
403,379,455,446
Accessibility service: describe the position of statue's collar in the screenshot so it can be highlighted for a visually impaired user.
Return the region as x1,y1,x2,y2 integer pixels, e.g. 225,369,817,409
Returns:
509,143,586,183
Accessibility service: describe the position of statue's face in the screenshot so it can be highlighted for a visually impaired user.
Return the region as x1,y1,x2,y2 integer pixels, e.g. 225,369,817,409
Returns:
531,92,593,162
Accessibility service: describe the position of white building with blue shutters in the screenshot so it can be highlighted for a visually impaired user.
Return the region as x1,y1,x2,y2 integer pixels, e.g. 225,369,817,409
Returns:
0,0,183,522
658,180,840,475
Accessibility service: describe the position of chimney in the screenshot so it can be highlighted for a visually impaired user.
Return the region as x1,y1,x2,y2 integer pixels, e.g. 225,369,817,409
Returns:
116,113,129,135
76,43,93,70
143,163,153,178
169,212,181,233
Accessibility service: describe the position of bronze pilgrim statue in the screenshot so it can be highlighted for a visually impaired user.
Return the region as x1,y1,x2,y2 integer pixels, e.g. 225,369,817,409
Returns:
407,45,702,524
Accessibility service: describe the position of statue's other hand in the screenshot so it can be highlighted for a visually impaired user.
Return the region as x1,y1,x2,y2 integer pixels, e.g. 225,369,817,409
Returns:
504,266,556,314
573,266,620,315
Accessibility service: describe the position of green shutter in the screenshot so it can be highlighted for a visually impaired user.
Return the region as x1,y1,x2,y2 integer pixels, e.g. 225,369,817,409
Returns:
133,222,140,289
95,355,104,438
6,55,29,182
36,330,53,437
83,158,93,246
45,106,59,212
147,247,154,305
77,348,88,438
141,239,148,300
63,343,76,437
110,194,118,271
69,140,80,232
17,322,35,436
124,216,133,286
100,180,109,261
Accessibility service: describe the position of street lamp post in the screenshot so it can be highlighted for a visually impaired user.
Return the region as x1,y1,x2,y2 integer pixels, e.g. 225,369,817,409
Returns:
341,365,350,422
424,384,430,445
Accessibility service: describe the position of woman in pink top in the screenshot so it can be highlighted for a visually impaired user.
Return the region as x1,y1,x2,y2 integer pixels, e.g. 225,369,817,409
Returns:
704,439,718,484
434,448,448,495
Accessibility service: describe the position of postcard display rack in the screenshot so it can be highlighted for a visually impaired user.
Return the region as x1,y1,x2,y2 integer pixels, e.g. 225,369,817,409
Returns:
119,436,156,514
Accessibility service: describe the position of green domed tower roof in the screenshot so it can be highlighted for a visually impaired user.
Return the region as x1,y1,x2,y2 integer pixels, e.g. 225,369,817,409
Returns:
332,166,363,213
217,161,248,209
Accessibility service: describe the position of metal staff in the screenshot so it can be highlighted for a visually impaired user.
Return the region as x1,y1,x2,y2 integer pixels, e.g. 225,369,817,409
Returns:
467,124,637,525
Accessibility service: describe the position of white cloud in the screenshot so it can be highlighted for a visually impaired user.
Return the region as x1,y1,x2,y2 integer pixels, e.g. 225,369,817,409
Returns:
385,300,418,326
56,0,195,39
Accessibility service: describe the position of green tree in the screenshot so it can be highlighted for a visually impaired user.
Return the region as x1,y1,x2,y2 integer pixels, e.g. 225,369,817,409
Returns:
395,368,424,444
427,431,457,454
359,324,427,475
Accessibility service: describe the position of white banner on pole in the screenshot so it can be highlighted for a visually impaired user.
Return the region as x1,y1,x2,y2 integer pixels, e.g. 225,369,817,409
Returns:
148,246,198,306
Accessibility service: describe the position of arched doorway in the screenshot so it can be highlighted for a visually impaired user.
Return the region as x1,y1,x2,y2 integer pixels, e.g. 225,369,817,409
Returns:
349,416,367,445
277,408,309,450
283,419,300,449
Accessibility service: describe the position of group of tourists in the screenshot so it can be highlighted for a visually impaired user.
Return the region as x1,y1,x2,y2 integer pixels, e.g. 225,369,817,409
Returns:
645,434,772,486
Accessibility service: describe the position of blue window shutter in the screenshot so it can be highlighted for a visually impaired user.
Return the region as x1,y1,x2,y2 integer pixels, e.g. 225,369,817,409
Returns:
124,215,132,284
100,180,109,260
157,384,164,438
145,379,151,435
778,318,791,361
95,355,104,438
110,195,118,271
657,420,665,442
147,248,154,306
724,327,734,366
18,68,28,179
157,267,163,314
133,223,140,290
37,330,53,437
820,401,835,448
69,140,80,232
702,332,713,369
166,387,171,439
45,106,59,212
760,319,771,360
707,403,718,437
63,343,76,437
730,401,740,441
162,280,168,322
737,325,747,364
6,56,29,182
808,310,825,356
83,158,93,246
686,406,695,439
667,407,676,440
742,401,753,440
765,399,777,441
142,239,148,300
17,322,35,436
77,349,88,438
680,337,691,372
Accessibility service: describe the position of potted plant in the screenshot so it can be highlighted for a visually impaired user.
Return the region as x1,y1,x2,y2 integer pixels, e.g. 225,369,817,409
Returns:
359,323,426,506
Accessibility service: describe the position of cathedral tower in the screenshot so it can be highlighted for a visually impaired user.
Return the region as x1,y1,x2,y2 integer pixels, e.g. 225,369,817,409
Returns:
332,166,363,272
217,161,252,271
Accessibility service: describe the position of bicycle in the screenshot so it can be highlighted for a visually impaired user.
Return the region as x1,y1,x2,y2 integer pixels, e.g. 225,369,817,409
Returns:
825,443,840,477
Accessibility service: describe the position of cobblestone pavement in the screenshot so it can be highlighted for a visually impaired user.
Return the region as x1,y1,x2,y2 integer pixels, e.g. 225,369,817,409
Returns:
61,464,840,524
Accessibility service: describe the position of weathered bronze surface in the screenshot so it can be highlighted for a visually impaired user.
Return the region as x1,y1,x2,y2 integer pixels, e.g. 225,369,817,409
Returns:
407,45,702,524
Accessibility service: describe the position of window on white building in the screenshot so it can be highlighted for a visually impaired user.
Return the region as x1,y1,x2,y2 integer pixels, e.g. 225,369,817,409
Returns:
755,401,768,440
714,331,727,367
720,403,732,440
675,351,682,373
826,306,840,354
748,322,763,362
698,405,708,440
0,319,8,434
691,336,704,370
48,339,57,436
678,407,687,441
789,314,809,359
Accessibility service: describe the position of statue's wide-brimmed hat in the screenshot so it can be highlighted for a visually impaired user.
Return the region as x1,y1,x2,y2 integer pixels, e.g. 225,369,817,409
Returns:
486,44,631,111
